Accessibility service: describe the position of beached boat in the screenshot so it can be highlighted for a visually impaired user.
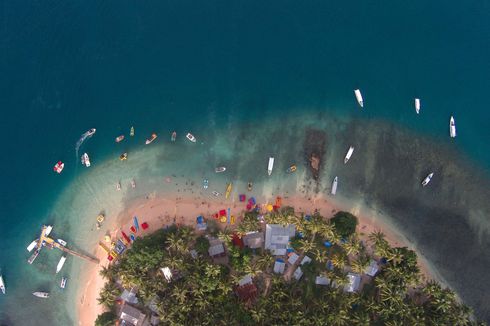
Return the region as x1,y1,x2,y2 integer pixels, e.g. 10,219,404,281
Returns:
186,133,196,143
131,179,136,188
215,167,226,173
115,135,125,143
121,231,131,244
415,98,421,114
53,161,64,174
116,182,121,191
32,292,49,298
28,248,40,264
133,216,139,232
130,126,134,137
56,256,67,274
331,176,338,195
0,271,5,294
27,239,38,252
354,89,364,108
57,239,67,247
60,277,67,289
344,146,354,164
421,173,434,187
450,116,457,138
286,165,297,173
145,133,157,145
120,153,128,161
212,191,221,197
203,179,209,189
225,183,233,199
130,234,136,242
268,157,274,176
247,182,253,191
81,153,91,167
171,131,176,142
45,225,53,236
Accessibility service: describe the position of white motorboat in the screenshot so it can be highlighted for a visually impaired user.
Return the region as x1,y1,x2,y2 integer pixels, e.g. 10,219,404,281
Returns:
115,135,125,143
57,239,67,246
45,225,53,236
186,133,196,143
450,116,457,138
27,249,40,264
268,157,274,176
421,173,434,187
145,133,158,145
212,191,221,197
27,239,38,252
415,98,421,114
116,182,121,191
331,176,338,195
81,153,91,167
131,179,136,189
87,128,96,137
354,89,364,108
56,256,67,274
32,292,49,298
203,179,209,189
215,167,226,173
0,271,5,294
60,277,67,289
344,146,354,164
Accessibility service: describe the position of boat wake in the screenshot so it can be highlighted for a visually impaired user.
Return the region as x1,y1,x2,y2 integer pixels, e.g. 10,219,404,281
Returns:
75,129,96,158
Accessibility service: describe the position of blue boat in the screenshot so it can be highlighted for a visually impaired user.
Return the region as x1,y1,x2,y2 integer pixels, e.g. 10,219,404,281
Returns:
130,234,136,242
133,216,139,232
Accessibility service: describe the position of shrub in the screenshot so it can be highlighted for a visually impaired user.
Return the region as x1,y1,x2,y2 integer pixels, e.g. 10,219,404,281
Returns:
95,311,117,326
331,211,358,238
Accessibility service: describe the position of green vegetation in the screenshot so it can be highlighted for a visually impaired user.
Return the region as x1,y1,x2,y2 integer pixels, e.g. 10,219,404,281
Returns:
94,311,117,326
99,211,483,325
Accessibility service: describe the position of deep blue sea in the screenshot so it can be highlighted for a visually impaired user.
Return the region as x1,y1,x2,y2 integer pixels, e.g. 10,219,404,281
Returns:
1,1,490,324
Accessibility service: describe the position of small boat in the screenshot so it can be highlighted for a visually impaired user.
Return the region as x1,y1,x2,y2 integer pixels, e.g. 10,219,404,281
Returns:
60,277,67,289
421,172,434,187
145,133,158,145
212,191,221,197
331,176,338,195
32,292,49,298
27,240,38,252
186,133,196,143
450,116,457,138
121,231,131,244
27,249,40,264
133,216,139,232
45,225,53,236
215,167,226,173
56,256,67,274
344,146,354,164
57,239,67,246
131,179,136,188
97,214,105,224
130,234,136,242
171,131,176,142
87,128,96,137
53,161,64,174
247,182,253,191
0,270,5,294
115,135,125,143
130,126,134,137
120,153,128,161
225,183,233,199
415,98,421,114
81,153,91,167
116,182,121,191
286,165,297,173
268,157,274,176
354,89,364,108
203,179,209,189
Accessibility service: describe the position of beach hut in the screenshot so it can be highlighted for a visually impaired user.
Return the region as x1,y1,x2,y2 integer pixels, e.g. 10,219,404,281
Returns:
315,275,330,286
365,260,379,277
288,252,300,265
293,267,303,280
344,272,361,293
242,232,264,249
119,303,146,326
208,239,226,258
238,274,253,287
273,259,286,274
301,256,312,265
265,224,296,255
120,288,139,304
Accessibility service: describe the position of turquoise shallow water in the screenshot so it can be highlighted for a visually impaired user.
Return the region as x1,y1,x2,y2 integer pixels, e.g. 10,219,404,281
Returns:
1,1,490,324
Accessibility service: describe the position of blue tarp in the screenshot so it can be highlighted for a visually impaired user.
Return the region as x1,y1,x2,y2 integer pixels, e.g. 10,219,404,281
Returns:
196,216,204,224
324,241,332,247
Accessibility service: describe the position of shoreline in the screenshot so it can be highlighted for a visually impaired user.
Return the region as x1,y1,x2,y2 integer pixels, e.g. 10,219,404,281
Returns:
77,192,443,326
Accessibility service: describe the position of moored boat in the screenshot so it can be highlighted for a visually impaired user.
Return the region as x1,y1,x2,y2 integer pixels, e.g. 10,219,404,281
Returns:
60,277,67,289
81,153,91,167
57,239,67,246
354,89,364,108
130,126,134,137
45,225,53,236
131,179,136,188
268,157,274,176
56,255,67,274
225,183,233,199
203,179,209,189
116,182,121,191
120,153,128,161
115,135,125,143
344,146,354,164
331,176,338,195
0,271,5,294
215,166,226,173
286,165,297,173
450,116,457,138
53,161,65,174
186,133,196,143
28,249,40,264
247,182,253,191
87,128,96,137
415,98,421,114
171,131,176,142
27,240,38,252
212,191,221,197
145,133,157,145
421,172,434,187
133,216,139,232
32,291,49,298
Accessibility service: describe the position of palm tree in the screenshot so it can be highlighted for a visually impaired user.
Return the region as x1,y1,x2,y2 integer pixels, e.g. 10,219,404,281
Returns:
298,238,316,254
313,248,329,264
255,252,274,272
217,230,232,245
331,253,347,270
343,234,362,256
97,282,120,308
351,256,369,275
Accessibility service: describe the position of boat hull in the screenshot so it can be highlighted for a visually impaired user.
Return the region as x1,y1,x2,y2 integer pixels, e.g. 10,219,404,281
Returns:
331,177,338,195
354,89,363,108
268,157,274,175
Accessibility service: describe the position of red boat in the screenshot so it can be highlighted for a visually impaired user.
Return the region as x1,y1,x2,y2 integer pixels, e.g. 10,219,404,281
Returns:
53,161,64,174
121,231,131,244
115,135,125,143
